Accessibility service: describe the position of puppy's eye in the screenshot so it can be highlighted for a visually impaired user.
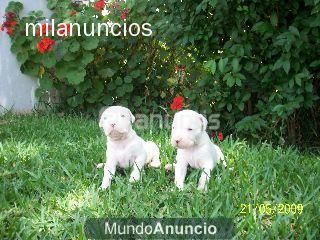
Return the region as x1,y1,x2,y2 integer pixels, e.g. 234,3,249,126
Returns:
103,116,107,120
188,128,193,131
121,114,125,118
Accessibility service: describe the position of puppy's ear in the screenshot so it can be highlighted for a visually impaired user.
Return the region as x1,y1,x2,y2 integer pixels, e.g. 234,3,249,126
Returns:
199,114,208,131
98,107,107,128
128,109,135,123
99,115,104,128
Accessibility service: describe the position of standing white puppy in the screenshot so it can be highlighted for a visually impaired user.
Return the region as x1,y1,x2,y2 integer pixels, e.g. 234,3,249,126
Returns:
167,110,226,191
98,106,161,190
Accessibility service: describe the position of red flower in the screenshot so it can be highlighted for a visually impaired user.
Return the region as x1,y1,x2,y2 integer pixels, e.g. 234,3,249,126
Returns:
212,131,224,141
37,38,55,54
36,24,52,36
175,65,186,71
218,132,224,141
5,12,15,20
70,10,77,16
1,19,17,36
94,0,106,11
120,9,128,20
6,27,13,36
9,20,17,27
170,96,184,111
58,23,71,36
120,12,127,20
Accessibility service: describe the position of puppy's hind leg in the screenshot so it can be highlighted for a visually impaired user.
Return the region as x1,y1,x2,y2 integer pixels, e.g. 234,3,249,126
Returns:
165,163,175,171
197,168,211,192
145,141,161,168
129,155,145,183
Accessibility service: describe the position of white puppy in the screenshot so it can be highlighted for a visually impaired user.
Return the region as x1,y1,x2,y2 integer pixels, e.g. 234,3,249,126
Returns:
98,106,160,190
167,110,226,191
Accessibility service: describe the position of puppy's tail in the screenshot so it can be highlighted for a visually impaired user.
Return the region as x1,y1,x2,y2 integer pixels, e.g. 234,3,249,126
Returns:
215,145,227,167
145,141,161,168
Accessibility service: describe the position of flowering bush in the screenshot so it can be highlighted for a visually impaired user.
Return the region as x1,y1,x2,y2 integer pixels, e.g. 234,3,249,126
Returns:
2,0,320,143
2,0,174,116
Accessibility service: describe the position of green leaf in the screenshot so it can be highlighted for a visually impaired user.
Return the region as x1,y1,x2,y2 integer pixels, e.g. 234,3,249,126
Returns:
39,74,53,90
305,83,313,92
42,52,56,68
21,61,40,77
235,78,242,86
69,40,80,53
133,96,142,107
289,79,294,88
82,38,99,51
270,12,278,26
237,102,245,111
273,58,283,70
103,95,113,105
223,73,235,87
283,60,290,74
253,21,273,35
116,86,126,97
310,60,320,67
115,77,123,86
6,1,23,13
204,60,216,75
55,41,70,57
67,94,84,107
295,76,302,86
17,52,28,64
242,93,251,102
66,68,86,85
56,62,86,84
231,58,240,72
227,103,232,112
47,0,58,9
131,70,141,78
124,76,132,83
218,58,228,73
124,84,134,93
98,68,115,78
81,52,94,65
63,52,78,61
209,0,217,8
289,26,300,37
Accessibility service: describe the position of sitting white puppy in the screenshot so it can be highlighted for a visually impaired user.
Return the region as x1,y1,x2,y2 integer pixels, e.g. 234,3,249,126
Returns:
166,110,226,191
98,106,161,190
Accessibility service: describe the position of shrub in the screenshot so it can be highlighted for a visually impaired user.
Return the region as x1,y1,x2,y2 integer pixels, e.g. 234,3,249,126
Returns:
3,0,174,115
2,0,320,144
156,0,320,144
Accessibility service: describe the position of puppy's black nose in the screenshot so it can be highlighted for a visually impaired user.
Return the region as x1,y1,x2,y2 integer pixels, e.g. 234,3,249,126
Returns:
175,140,180,144
111,123,116,127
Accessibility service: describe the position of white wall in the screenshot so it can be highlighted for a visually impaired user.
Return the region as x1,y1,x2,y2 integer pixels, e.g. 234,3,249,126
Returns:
0,0,51,114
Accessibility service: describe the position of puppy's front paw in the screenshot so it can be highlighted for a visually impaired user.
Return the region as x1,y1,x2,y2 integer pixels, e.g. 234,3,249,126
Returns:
175,181,184,191
99,179,111,190
197,184,208,192
148,160,161,168
129,173,140,183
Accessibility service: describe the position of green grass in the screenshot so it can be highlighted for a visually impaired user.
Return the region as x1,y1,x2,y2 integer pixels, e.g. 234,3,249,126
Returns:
0,113,319,239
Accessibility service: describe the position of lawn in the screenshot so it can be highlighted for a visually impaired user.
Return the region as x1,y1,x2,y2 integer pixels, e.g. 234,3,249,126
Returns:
0,114,319,239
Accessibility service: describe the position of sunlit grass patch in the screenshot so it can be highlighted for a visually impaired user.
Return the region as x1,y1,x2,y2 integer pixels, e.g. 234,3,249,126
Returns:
0,113,319,239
